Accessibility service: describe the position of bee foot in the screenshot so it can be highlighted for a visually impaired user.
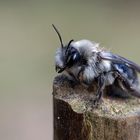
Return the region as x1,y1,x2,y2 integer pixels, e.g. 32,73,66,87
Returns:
92,97,103,108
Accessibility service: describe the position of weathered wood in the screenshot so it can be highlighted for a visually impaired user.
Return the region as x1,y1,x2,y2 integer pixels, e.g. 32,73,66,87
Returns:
53,75,140,140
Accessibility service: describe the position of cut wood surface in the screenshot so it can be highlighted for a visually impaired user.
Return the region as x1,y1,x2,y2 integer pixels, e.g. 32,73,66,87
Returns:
53,75,140,140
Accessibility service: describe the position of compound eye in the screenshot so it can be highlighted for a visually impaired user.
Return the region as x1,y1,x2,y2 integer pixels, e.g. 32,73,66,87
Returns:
66,50,80,67
72,52,80,61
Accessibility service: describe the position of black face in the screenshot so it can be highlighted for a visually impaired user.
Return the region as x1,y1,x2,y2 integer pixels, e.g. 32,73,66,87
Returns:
55,39,81,73
65,47,81,68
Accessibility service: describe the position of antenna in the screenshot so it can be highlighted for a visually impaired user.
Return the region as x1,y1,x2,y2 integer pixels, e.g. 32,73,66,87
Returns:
65,39,74,54
52,24,64,48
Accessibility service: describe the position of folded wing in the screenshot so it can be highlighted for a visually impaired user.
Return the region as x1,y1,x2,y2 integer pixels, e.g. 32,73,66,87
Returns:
100,51,140,72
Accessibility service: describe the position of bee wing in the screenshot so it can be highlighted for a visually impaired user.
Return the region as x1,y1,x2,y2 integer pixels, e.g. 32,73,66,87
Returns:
100,52,140,72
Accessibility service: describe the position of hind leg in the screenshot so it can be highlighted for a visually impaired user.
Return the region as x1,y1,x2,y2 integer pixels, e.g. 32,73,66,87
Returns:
106,80,131,98
113,72,140,98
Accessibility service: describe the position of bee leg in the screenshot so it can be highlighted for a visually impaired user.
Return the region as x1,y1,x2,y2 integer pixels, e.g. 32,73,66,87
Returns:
93,74,105,106
77,65,86,83
120,79,140,98
115,71,140,98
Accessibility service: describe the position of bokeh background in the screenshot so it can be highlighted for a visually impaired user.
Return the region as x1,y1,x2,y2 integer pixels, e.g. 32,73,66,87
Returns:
0,0,140,140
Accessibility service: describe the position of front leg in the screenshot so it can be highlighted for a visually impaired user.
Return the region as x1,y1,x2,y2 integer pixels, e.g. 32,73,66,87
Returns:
77,65,86,84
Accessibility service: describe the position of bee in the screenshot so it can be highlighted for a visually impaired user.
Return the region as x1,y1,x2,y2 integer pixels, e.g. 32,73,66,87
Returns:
53,24,140,105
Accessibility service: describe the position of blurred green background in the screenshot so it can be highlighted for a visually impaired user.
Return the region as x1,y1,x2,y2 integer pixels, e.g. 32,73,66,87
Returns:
0,0,140,140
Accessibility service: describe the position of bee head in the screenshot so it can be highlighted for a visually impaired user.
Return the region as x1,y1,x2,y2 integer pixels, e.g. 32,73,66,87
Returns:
53,25,81,73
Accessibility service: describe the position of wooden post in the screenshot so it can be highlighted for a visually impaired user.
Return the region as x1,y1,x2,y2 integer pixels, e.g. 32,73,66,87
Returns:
53,75,140,140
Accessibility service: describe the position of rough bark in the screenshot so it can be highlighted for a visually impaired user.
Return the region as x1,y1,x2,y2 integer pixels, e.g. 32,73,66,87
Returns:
53,75,140,140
